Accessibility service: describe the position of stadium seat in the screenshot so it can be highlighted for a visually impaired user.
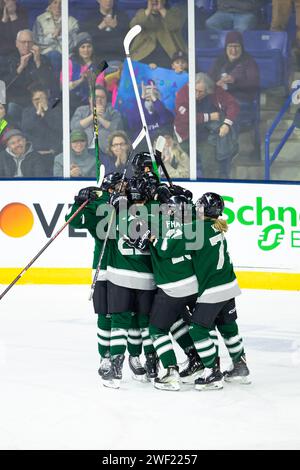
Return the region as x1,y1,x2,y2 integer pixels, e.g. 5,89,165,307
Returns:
69,0,96,23
195,30,228,72
18,0,48,29
243,30,290,89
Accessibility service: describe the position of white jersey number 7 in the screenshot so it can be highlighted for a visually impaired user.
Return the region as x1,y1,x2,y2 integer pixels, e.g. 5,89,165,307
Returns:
209,233,225,270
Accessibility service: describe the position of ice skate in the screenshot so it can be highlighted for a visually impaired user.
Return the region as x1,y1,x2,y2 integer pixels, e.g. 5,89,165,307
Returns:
99,358,119,389
128,355,149,382
98,355,111,377
112,354,125,380
154,365,180,391
144,352,159,379
223,355,251,384
179,348,204,384
195,367,223,391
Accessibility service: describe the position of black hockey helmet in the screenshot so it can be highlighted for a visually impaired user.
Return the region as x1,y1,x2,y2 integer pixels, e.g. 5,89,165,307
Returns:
132,152,154,175
101,172,126,191
162,193,192,221
127,177,149,204
196,192,224,218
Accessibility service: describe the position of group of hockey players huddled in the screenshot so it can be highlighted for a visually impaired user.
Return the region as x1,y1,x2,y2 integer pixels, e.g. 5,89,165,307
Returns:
66,152,251,391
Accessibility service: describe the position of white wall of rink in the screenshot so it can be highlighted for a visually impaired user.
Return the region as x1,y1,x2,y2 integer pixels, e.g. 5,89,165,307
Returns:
0,180,300,273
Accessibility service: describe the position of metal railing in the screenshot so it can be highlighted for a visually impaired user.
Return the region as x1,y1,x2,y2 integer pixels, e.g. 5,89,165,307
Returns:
265,85,300,180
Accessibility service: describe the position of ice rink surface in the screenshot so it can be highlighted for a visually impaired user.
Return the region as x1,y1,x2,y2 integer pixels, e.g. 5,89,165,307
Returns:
0,285,300,450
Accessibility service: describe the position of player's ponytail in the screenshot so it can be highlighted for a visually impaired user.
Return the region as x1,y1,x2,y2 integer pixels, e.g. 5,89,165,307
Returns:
213,218,228,233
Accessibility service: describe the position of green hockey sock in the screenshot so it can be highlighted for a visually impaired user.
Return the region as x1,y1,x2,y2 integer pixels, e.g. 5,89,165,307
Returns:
110,311,132,356
170,317,194,353
218,321,245,362
97,314,111,358
149,324,177,369
127,313,143,356
189,322,218,368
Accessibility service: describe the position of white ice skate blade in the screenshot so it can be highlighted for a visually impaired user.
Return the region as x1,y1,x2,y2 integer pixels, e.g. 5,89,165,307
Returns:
102,379,120,389
180,369,204,384
224,375,251,385
195,380,223,391
131,373,150,383
154,382,180,391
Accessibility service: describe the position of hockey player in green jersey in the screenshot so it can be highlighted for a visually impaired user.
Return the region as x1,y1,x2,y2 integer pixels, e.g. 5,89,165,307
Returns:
104,179,159,387
190,192,250,390
156,192,251,390
127,192,206,391
66,173,148,388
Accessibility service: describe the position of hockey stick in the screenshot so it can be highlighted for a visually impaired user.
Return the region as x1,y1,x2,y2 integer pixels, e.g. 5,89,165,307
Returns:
124,25,160,181
155,135,174,188
0,199,90,301
88,129,145,301
0,161,107,301
88,59,108,183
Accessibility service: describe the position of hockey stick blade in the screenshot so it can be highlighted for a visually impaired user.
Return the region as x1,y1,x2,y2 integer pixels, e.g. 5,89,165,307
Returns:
132,127,146,150
124,25,141,55
97,60,109,74
155,135,173,187
155,135,166,156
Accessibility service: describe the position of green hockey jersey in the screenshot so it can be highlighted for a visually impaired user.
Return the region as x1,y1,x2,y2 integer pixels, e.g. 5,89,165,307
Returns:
106,206,156,291
65,191,110,279
192,219,241,303
153,217,241,303
149,210,198,298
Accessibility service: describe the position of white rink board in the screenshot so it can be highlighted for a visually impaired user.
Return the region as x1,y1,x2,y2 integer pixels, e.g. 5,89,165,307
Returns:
0,180,300,272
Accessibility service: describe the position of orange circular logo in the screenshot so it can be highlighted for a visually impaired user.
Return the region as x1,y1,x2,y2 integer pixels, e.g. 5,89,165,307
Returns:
0,203,34,237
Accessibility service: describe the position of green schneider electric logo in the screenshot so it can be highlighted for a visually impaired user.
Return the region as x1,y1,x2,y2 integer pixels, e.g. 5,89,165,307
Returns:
222,196,300,251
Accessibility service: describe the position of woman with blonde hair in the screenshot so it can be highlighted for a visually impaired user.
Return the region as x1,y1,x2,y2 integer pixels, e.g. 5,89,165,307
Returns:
189,192,250,391
33,0,79,76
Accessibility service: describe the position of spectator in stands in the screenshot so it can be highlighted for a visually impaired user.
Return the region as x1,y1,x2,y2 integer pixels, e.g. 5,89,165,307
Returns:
209,31,260,125
70,84,124,154
0,0,29,58
129,80,174,141
65,32,120,114
3,29,56,126
103,130,133,175
0,128,50,177
171,50,188,74
271,1,300,50
21,85,62,175
206,0,262,32
66,32,103,112
0,103,13,151
129,0,187,69
33,0,79,77
174,73,240,179
82,0,130,62
54,128,96,178
153,129,190,178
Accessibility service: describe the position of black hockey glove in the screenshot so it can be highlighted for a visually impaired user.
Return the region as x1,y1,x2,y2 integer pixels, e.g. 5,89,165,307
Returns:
109,192,128,213
171,184,193,201
142,171,160,200
126,219,151,252
155,183,172,203
74,186,100,204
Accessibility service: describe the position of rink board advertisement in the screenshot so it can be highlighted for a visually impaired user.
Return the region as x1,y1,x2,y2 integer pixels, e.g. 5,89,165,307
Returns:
0,180,300,289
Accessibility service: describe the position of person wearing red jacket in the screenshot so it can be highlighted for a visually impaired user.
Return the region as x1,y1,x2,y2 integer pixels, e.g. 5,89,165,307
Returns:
174,72,240,179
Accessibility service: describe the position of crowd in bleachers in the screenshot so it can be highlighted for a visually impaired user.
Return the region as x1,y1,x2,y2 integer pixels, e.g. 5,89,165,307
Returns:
0,0,299,180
